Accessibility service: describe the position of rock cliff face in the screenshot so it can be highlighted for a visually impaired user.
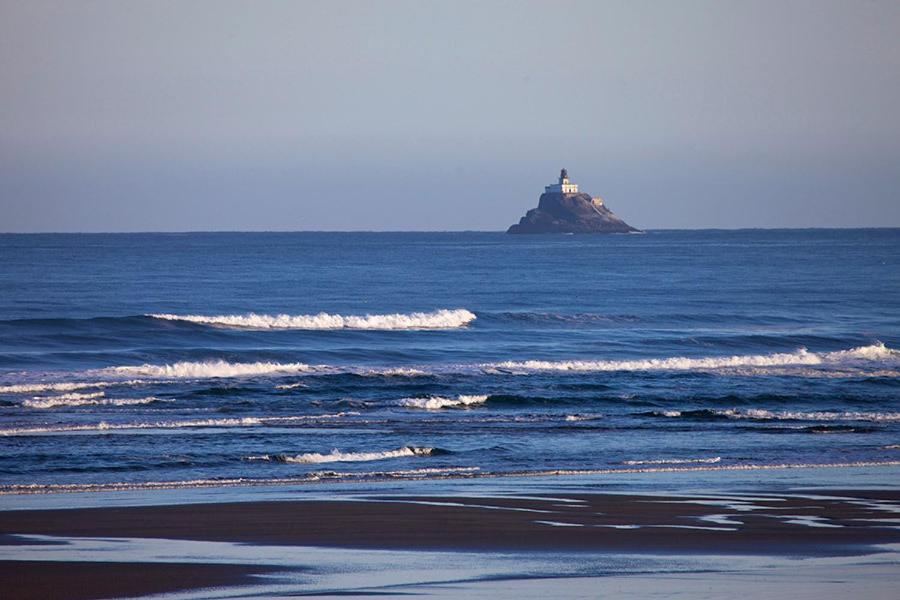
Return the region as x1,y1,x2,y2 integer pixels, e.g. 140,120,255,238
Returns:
507,192,639,234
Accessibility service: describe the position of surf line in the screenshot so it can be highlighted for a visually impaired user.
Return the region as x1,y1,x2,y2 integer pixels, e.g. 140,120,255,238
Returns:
3,460,899,495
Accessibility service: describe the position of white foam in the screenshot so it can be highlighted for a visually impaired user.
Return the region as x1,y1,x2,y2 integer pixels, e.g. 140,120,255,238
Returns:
352,466,479,477
263,413,358,424
148,308,476,330
4,343,894,395
251,445,437,464
565,414,602,422
274,382,306,390
781,515,843,528
396,395,488,410
487,342,898,374
360,367,429,377
22,394,162,409
4,461,900,496
0,412,357,436
0,467,481,495
714,409,900,422
521,461,900,478
97,360,314,379
698,514,744,526
25,391,105,404
622,457,722,465
825,342,897,361
0,381,145,394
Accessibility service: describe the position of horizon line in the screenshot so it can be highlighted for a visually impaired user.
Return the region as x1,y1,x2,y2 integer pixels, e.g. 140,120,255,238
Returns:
1,226,899,235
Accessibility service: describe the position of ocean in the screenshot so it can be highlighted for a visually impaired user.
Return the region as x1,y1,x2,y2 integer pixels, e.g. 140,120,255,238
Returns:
1,229,898,494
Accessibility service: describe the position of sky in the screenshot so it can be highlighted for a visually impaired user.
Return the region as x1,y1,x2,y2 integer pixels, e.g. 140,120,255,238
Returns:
1,0,899,231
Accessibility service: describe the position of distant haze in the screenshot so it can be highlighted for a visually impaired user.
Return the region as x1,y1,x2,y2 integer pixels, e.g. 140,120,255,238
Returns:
2,0,899,231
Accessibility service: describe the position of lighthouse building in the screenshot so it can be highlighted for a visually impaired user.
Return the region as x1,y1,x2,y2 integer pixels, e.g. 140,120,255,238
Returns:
544,168,579,194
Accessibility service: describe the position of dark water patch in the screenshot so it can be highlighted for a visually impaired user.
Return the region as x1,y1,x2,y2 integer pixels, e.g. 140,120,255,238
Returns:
552,382,614,392
485,394,578,407
805,425,880,434
631,393,806,408
0,453,234,475
174,385,265,399
858,376,900,387
489,311,642,327
742,425,880,435
335,398,377,409
482,394,664,408
0,315,152,329
213,400,258,412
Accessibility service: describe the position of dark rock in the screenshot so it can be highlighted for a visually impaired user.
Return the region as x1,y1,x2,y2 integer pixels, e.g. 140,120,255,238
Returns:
507,192,639,234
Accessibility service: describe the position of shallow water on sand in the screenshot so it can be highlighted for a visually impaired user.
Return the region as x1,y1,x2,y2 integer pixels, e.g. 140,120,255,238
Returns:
4,533,898,599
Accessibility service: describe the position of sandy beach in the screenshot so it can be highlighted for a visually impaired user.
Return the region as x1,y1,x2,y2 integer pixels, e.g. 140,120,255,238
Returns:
2,488,899,598
0,561,280,600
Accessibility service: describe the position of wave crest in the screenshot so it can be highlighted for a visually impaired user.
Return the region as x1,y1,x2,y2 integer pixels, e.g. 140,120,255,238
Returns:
652,408,900,422
718,408,900,422
622,457,722,465
0,381,145,394
250,445,439,464
22,394,162,409
148,308,476,330
0,412,358,436
5,461,900,495
565,414,603,422
396,395,488,410
99,360,314,379
487,342,898,374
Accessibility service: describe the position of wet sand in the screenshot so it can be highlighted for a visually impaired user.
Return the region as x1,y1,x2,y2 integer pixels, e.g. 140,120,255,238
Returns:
0,560,280,600
1,490,899,598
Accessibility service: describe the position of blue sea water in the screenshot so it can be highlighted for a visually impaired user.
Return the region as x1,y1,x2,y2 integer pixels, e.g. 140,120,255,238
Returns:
0,230,898,493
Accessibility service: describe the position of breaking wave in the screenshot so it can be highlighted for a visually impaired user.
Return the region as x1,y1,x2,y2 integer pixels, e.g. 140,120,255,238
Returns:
396,395,488,410
4,343,895,394
358,367,430,377
0,412,358,436
622,456,722,465
97,360,315,379
651,408,900,422
486,342,898,374
249,445,441,464
5,461,900,495
721,409,900,422
148,308,476,330
496,312,641,326
0,381,145,394
0,467,482,495
565,414,603,422
274,382,306,390
21,393,162,409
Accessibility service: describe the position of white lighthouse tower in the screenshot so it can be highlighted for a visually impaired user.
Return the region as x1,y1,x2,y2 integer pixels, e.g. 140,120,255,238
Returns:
544,168,579,194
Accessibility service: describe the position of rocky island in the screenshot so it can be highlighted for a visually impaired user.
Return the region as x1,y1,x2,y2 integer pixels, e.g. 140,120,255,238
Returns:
507,169,639,234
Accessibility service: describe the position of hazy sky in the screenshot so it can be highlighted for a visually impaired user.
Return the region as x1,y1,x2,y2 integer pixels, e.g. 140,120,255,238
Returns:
2,0,899,231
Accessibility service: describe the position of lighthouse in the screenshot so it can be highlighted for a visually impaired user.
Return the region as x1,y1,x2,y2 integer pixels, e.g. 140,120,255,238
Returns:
544,168,579,194
508,167,637,233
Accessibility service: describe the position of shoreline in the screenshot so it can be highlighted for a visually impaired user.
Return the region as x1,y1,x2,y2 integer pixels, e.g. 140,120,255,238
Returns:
3,490,899,555
4,459,900,496
1,479,899,598
2,487,899,598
